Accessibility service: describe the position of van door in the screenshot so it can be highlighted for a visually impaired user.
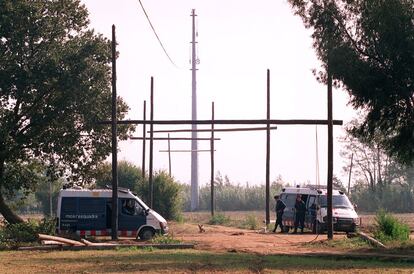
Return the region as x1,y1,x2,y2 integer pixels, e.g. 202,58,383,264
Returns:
305,195,317,228
59,197,78,231
281,194,296,226
118,198,146,231
78,198,106,230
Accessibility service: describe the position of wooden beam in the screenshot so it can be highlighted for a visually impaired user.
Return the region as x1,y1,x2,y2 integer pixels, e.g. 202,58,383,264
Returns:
130,137,221,141
148,126,278,133
99,119,343,126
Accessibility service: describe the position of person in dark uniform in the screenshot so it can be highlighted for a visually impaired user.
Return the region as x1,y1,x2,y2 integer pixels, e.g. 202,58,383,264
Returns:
272,195,286,233
293,195,306,234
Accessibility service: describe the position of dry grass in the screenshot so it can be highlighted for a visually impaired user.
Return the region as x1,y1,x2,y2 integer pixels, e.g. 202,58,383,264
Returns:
0,249,413,273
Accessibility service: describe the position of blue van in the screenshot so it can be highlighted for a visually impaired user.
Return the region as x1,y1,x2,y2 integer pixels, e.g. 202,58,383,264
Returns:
56,187,168,240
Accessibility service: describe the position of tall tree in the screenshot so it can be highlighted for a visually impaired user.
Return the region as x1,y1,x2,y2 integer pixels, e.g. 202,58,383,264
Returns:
0,0,133,223
288,0,414,165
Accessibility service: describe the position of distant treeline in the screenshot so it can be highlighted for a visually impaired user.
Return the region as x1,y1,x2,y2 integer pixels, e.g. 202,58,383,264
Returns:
181,173,284,212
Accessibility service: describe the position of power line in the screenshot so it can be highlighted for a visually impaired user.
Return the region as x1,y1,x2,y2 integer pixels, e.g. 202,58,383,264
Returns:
137,0,178,68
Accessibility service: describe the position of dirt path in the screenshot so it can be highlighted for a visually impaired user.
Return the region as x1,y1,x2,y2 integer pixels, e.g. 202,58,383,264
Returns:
170,222,347,255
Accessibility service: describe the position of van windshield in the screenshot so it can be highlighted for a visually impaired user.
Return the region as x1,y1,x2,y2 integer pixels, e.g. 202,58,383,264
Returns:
319,195,353,208
135,197,150,211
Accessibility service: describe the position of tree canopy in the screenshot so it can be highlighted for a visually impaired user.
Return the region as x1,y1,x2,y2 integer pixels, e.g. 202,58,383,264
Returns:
288,0,414,165
0,0,133,223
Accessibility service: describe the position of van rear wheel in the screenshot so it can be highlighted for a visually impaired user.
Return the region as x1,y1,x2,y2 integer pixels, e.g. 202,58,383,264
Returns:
139,228,155,240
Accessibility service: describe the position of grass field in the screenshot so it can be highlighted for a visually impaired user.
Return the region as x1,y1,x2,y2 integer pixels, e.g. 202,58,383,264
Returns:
1,249,413,273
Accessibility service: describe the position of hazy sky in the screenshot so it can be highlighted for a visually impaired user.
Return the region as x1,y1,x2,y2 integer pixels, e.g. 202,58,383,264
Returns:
80,0,357,187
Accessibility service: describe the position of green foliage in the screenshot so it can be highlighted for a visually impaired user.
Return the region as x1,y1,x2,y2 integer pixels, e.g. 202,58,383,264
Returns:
137,171,183,221
34,178,65,216
374,210,410,242
94,161,144,193
0,0,134,223
92,161,183,221
150,234,181,244
183,173,285,211
240,214,260,230
208,213,230,225
0,218,55,247
305,237,370,249
288,0,414,165
351,184,414,213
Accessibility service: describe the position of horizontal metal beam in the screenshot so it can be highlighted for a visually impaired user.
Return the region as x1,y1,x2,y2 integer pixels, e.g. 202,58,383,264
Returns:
130,137,221,141
159,149,214,153
149,126,278,133
98,119,343,126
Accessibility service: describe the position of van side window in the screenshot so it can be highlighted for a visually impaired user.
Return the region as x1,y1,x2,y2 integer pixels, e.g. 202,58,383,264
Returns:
307,196,316,209
122,199,143,216
284,194,297,208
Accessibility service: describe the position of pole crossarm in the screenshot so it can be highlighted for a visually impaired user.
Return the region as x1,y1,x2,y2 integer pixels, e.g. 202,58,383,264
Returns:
159,149,215,153
130,137,221,141
98,119,343,126
149,126,278,133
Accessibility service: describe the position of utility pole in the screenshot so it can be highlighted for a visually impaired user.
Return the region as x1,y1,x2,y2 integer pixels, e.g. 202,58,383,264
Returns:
265,69,271,225
327,62,334,240
190,9,199,211
111,24,118,240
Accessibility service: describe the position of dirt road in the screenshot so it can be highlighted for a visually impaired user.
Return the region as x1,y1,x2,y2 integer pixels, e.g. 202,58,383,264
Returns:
171,222,348,255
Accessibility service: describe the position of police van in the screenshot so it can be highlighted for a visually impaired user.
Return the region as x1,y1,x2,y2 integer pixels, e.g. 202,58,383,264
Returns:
56,187,168,240
278,186,359,233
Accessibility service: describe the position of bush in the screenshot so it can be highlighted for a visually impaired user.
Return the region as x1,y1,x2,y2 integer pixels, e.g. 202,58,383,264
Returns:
0,218,56,247
373,210,410,242
137,171,183,221
150,234,181,244
208,213,230,225
241,214,259,230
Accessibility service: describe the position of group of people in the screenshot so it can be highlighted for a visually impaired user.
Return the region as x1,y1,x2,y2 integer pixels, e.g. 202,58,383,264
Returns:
272,194,306,234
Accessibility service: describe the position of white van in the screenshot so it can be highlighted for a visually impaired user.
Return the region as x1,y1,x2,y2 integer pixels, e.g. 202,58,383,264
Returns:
56,187,168,240
278,186,359,233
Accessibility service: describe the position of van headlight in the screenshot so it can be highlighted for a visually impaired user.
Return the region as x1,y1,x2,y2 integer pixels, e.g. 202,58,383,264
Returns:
160,222,169,233
353,218,360,224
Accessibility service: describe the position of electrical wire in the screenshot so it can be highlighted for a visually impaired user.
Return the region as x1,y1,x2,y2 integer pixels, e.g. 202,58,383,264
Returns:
137,0,179,68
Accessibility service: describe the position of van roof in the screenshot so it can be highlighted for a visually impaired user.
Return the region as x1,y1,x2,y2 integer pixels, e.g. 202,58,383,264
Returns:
281,186,344,196
58,188,135,199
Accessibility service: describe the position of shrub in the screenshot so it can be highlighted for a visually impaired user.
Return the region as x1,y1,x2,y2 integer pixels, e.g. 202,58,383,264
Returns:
1,218,56,246
208,213,230,225
373,210,410,242
241,214,259,230
137,171,183,221
150,233,181,244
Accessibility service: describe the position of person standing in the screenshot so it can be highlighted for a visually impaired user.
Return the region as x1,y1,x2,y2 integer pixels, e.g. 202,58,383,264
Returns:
293,195,306,234
272,195,286,233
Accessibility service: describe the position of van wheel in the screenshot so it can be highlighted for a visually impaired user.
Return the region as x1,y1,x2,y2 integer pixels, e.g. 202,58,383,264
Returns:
281,226,290,233
139,228,155,240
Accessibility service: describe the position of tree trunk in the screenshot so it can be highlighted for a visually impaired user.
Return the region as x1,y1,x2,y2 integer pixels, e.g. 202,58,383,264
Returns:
0,159,24,224
0,191,24,224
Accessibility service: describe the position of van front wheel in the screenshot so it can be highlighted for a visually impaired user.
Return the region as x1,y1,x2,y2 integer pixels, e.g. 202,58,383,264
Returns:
139,228,155,240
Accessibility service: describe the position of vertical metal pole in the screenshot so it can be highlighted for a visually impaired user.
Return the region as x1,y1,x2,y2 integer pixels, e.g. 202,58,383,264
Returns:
111,24,118,240
327,63,334,240
49,180,52,216
168,133,172,177
142,101,146,183
210,102,215,216
347,153,354,196
190,9,199,211
265,69,271,225
149,77,154,208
